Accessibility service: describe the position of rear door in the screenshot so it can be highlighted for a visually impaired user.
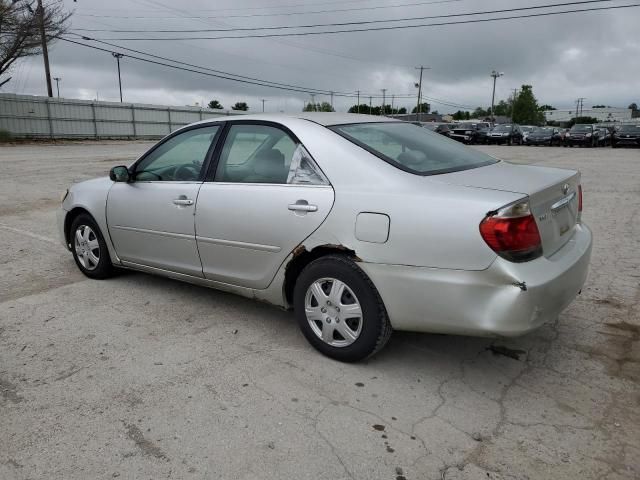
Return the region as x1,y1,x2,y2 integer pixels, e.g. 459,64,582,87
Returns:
107,125,220,276
195,122,334,289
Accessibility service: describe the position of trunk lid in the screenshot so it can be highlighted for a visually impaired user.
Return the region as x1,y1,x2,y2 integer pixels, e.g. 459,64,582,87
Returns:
429,161,580,257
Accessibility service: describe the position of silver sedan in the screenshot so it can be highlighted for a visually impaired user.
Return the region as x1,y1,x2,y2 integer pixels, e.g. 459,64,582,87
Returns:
58,113,592,361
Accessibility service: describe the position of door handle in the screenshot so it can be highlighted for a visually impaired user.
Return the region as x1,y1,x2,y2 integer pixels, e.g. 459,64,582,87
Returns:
288,201,318,212
173,198,194,206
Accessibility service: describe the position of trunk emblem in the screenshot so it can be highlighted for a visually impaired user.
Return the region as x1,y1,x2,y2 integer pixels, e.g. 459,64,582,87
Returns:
562,183,570,195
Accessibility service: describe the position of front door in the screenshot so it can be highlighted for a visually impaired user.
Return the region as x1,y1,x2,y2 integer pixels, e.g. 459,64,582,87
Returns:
107,125,220,276
195,122,335,289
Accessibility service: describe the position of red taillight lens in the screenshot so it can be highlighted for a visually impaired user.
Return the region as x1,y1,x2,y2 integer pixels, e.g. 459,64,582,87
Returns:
479,200,542,263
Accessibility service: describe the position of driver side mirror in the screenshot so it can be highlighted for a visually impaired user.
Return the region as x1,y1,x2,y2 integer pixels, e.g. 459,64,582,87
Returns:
109,165,131,183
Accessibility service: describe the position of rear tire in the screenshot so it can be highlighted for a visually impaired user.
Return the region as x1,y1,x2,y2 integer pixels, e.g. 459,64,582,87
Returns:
69,214,115,279
293,255,392,362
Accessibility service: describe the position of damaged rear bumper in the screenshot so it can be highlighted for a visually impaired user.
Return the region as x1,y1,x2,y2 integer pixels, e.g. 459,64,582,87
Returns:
359,223,592,337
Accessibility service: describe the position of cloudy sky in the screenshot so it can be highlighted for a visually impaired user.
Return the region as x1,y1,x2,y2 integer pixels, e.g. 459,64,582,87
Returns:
3,0,639,113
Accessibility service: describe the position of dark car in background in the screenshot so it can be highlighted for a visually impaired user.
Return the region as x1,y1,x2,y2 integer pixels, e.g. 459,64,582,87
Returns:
422,122,452,137
612,124,640,148
486,124,523,145
526,127,561,146
449,122,489,144
565,124,598,147
596,127,612,147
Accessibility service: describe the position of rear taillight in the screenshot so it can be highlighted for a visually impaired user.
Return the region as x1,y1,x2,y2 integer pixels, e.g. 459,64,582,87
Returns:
577,184,583,221
479,200,542,263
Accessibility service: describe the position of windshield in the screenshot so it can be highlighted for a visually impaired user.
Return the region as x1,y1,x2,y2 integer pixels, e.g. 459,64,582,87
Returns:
493,125,512,132
619,125,640,132
571,124,593,132
521,126,535,132
457,123,477,129
330,122,497,175
534,127,553,134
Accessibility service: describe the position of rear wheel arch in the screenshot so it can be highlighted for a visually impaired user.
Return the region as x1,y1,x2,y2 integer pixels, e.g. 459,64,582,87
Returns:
284,244,360,306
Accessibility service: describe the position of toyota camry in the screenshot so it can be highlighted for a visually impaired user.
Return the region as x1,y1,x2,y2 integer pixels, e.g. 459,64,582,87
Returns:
58,113,592,362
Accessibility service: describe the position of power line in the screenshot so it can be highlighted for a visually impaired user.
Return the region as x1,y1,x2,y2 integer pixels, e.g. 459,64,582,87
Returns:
87,3,640,41
75,0,466,20
71,0,619,33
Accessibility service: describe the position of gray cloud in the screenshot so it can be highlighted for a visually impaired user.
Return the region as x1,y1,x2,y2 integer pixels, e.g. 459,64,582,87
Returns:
4,0,639,113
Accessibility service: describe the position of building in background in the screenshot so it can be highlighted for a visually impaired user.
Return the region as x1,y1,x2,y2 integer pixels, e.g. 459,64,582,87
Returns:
544,107,633,123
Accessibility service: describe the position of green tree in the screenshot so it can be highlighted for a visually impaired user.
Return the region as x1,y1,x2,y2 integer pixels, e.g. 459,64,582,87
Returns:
628,103,638,111
511,85,545,125
412,102,431,114
452,110,470,120
208,99,223,109
539,104,556,111
231,102,249,111
492,99,511,117
471,107,489,118
303,102,334,112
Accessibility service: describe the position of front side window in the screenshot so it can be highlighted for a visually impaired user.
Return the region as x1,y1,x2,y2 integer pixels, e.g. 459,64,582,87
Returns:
215,124,327,185
135,126,219,181
330,122,497,175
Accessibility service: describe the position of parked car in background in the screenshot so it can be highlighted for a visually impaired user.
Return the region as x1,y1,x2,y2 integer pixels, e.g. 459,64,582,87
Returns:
56,113,592,361
520,125,537,143
611,124,640,148
487,124,524,145
449,122,486,144
525,127,561,146
565,124,598,147
596,127,611,147
422,122,452,137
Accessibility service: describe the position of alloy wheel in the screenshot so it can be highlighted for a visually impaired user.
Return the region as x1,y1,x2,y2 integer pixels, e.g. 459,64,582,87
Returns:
74,225,100,271
304,277,363,347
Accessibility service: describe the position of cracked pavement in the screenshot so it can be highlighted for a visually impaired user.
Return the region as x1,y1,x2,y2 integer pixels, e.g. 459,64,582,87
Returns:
1,141,638,479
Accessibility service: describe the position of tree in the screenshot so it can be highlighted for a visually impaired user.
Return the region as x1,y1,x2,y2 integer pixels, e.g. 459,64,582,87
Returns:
412,102,430,114
591,105,607,109
511,85,545,125
539,104,556,111
628,103,638,111
471,107,489,118
452,110,470,120
0,0,71,88
303,101,334,112
493,99,511,117
207,99,223,109
231,102,248,111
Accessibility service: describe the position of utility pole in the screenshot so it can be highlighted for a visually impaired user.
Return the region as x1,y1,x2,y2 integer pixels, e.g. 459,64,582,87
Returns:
356,90,360,113
381,88,387,116
112,52,124,102
369,96,372,114
575,98,586,118
53,77,61,98
37,0,53,97
330,91,334,110
579,98,585,116
414,65,431,122
261,99,267,112
490,70,504,122
310,93,316,111
391,95,395,115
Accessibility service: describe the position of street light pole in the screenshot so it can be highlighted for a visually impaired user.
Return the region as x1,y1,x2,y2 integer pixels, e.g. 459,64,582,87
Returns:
53,77,61,98
490,70,504,122
112,53,124,102
414,65,431,122
261,99,267,112
381,88,387,116
37,0,53,97
356,90,360,113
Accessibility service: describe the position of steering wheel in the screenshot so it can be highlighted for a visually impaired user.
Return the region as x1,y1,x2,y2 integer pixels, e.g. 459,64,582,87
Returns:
174,164,199,181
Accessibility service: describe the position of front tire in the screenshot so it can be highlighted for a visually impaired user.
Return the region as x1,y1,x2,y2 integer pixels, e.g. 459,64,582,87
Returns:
294,255,392,362
70,214,114,279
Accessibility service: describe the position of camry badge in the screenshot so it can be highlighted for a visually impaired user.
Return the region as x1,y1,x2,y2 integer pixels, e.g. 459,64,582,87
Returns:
562,183,569,195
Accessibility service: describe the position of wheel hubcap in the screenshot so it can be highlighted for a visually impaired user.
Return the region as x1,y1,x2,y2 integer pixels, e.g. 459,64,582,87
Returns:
74,225,100,271
304,278,363,347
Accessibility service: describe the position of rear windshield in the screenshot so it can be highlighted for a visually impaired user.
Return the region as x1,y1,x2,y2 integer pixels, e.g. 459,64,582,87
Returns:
329,122,498,175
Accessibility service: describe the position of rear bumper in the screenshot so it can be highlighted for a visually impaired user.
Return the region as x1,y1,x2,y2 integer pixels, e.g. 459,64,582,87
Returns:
360,223,592,337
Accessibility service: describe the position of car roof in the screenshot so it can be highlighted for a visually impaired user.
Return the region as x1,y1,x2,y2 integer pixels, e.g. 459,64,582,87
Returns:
190,112,400,128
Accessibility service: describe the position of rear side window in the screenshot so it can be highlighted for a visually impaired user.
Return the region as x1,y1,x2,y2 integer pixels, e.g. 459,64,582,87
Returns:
330,122,497,175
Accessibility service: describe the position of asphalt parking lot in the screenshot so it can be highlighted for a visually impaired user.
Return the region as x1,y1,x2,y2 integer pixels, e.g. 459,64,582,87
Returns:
1,141,638,480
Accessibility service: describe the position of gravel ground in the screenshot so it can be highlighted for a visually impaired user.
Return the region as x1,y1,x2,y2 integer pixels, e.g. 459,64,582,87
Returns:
0,141,638,480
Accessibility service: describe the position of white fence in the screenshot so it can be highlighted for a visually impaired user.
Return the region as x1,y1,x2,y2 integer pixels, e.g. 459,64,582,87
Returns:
0,93,244,139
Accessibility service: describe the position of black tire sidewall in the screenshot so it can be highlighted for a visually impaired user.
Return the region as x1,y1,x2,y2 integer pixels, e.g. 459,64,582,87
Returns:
70,214,113,279
293,256,387,362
